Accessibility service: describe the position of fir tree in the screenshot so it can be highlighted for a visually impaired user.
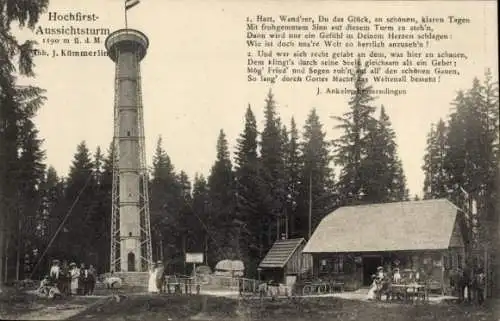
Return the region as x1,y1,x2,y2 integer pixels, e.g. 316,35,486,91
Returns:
299,108,335,237
150,136,181,265
14,119,46,279
35,166,65,277
285,117,302,238
259,89,286,250
364,106,408,203
177,171,193,273
1,0,49,283
89,146,110,273
207,129,235,264
422,119,449,199
333,59,377,203
234,106,260,275
62,141,97,263
192,173,210,264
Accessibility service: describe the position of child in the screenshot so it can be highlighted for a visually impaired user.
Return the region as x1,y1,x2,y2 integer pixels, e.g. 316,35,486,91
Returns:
48,284,62,299
393,268,402,284
38,275,51,296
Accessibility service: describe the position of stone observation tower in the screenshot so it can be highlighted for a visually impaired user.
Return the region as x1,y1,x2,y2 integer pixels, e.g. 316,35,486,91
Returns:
105,29,153,276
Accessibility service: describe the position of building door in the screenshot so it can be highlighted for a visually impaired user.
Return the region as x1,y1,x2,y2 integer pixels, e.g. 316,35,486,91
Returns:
128,252,136,272
363,256,382,286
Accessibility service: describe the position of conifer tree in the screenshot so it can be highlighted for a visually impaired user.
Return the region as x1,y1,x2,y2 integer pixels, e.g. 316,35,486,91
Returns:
89,146,110,272
0,0,49,283
364,106,408,203
192,173,210,264
207,129,235,264
259,90,286,250
422,119,449,199
284,117,302,238
299,108,335,237
177,170,193,273
62,141,97,263
14,119,46,279
234,106,260,275
150,136,181,265
333,59,377,203
36,166,64,278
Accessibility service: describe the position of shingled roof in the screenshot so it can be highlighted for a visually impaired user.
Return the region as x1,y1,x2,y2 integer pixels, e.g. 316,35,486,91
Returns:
259,238,305,269
303,199,463,253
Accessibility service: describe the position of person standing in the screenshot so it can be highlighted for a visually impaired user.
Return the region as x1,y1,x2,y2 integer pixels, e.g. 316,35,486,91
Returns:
49,259,60,285
393,268,402,284
60,260,70,295
462,264,473,303
78,263,87,295
376,266,385,280
155,261,165,293
83,265,91,295
474,267,485,305
70,263,80,295
88,265,97,295
148,263,158,293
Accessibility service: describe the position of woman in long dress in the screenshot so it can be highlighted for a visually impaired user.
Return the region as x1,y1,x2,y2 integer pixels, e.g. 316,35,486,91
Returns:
148,264,158,293
367,274,378,300
70,263,80,295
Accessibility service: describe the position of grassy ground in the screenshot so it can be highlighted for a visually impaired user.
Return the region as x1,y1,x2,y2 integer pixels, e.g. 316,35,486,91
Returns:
67,294,497,321
0,287,103,319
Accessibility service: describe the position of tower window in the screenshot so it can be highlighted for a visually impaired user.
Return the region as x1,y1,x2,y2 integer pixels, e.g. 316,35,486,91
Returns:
127,131,131,136
129,232,132,237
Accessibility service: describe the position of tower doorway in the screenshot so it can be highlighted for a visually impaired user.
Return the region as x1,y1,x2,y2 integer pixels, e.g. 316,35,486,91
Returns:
128,252,136,272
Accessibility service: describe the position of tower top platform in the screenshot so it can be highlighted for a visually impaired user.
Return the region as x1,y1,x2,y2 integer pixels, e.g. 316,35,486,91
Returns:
105,28,149,62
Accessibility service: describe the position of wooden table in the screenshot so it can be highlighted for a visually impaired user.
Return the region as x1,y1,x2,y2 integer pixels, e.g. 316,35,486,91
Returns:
391,283,427,303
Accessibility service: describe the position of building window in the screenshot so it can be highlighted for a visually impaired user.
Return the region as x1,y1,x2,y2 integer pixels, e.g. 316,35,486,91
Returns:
127,131,131,136
319,259,328,273
333,256,344,273
319,256,344,274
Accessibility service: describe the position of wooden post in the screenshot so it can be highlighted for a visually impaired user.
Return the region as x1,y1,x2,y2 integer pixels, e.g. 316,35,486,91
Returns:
4,236,9,282
308,173,312,239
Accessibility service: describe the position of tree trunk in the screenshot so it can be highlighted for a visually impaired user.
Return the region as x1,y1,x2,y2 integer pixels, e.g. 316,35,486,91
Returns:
182,235,186,274
15,218,21,281
494,162,500,298
0,108,5,289
4,236,9,283
204,234,208,265
160,239,163,261
0,205,4,286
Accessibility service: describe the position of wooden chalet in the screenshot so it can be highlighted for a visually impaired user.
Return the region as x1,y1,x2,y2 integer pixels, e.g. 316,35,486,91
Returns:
302,199,468,293
259,238,313,286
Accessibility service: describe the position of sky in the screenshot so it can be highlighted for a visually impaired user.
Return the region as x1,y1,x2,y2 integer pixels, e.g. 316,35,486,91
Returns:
14,0,498,197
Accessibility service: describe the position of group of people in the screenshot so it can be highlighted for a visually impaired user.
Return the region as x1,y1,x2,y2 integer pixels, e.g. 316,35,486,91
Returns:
367,266,426,301
366,263,486,305
451,264,486,305
147,260,166,293
39,259,97,298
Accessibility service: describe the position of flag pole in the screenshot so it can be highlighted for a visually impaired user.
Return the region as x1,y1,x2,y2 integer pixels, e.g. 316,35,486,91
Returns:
124,3,128,29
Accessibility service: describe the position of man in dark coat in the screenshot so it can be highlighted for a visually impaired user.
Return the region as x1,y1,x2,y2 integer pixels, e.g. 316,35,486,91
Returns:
78,263,87,295
87,265,97,295
155,261,166,293
60,260,70,295
473,267,486,305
